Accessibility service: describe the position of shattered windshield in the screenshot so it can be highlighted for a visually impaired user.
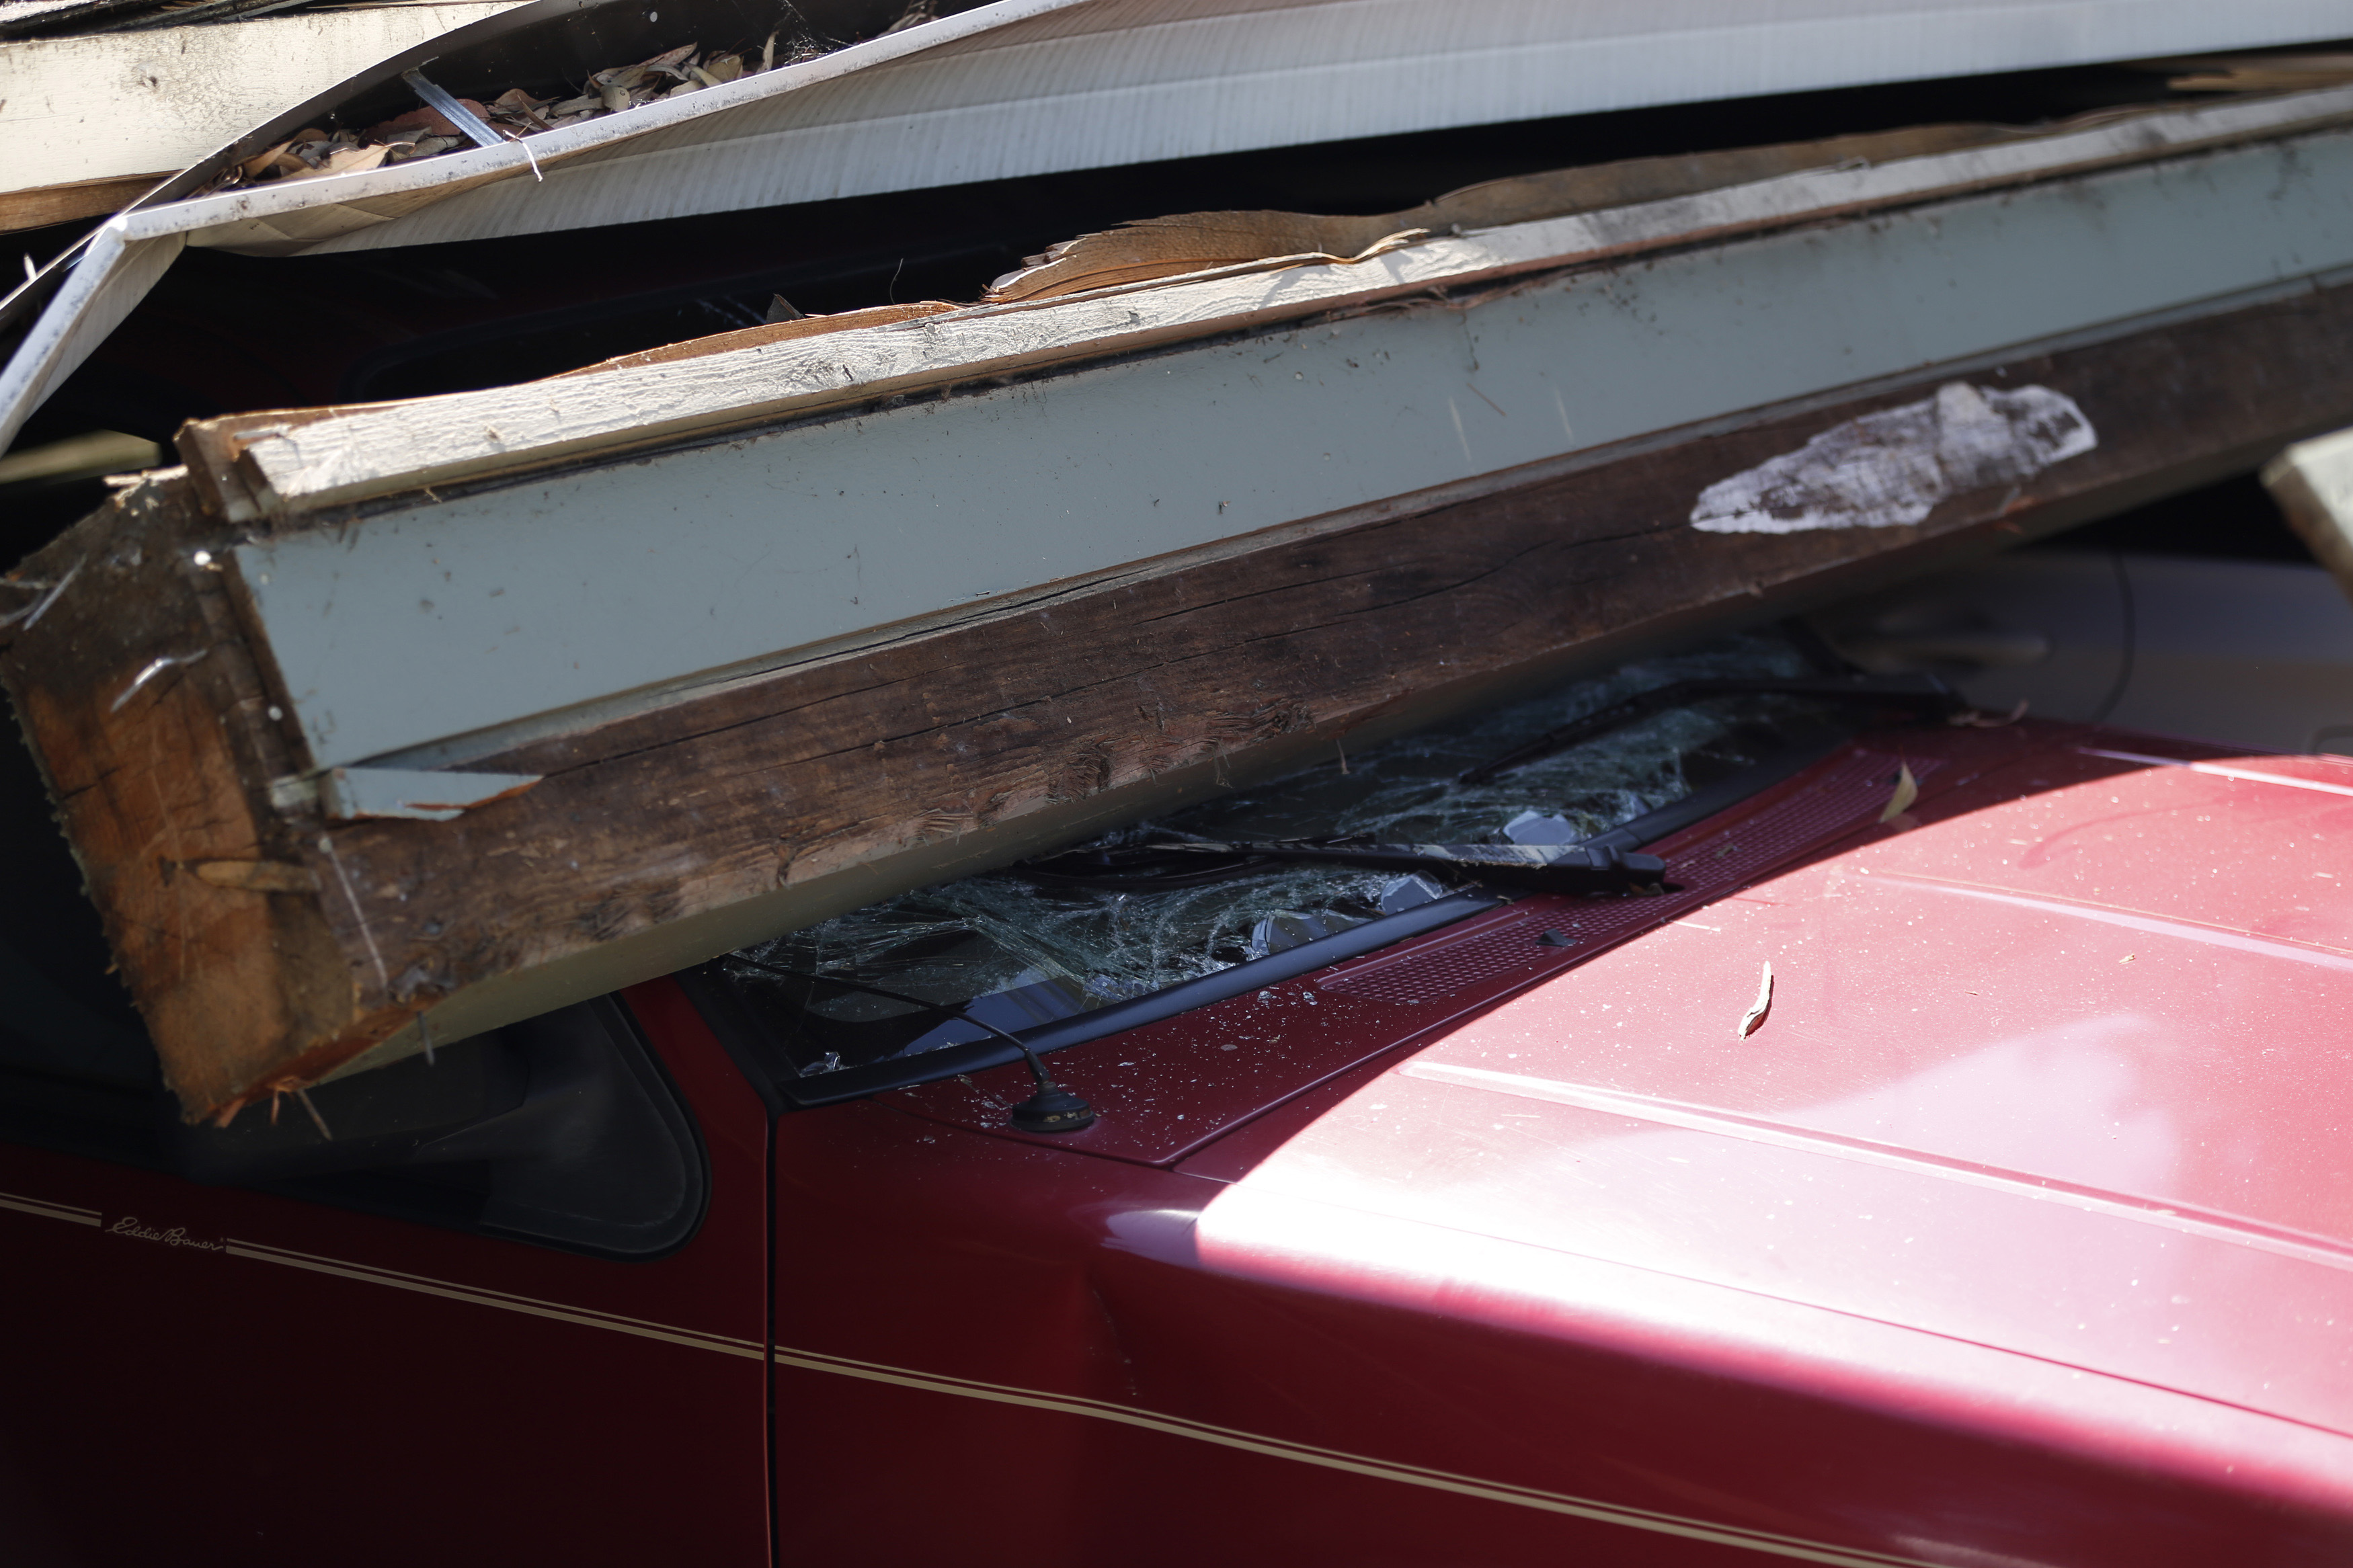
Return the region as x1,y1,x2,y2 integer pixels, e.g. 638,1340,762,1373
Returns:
716,629,1848,1076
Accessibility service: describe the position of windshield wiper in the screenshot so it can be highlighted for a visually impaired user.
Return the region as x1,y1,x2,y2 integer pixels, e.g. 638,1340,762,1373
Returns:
1458,672,1958,784
1016,834,1664,894
724,961,1097,1132
1167,835,1666,890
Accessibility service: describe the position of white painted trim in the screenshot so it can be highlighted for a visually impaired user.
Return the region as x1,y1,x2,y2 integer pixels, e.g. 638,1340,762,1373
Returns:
0,223,182,454
148,0,2353,257
0,3,524,194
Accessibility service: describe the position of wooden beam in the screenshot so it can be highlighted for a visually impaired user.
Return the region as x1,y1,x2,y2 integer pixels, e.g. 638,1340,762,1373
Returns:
15,276,2353,1122
0,478,403,1119
0,171,168,234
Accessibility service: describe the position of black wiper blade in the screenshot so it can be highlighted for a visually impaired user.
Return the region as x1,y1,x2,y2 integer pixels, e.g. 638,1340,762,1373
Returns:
1457,672,1958,785
1158,836,1666,892
1016,835,1665,894
729,962,1099,1132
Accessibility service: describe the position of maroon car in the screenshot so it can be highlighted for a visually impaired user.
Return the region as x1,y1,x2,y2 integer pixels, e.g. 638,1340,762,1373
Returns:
2,628,2348,1565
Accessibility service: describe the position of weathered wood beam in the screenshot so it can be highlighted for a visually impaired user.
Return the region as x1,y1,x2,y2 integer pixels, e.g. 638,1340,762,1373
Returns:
13,275,2353,1122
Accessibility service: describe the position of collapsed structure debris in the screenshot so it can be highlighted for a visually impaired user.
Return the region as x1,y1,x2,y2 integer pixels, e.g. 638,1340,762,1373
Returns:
7,0,2353,1124
11,66,2353,1122
13,0,2353,451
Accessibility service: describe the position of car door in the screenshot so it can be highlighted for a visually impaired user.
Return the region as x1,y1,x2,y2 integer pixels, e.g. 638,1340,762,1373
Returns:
0,977,771,1568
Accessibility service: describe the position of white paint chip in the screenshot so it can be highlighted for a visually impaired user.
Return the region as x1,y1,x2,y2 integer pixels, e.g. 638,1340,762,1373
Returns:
1689,382,2096,534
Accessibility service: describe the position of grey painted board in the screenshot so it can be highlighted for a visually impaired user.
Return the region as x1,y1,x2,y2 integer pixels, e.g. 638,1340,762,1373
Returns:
236,126,2353,770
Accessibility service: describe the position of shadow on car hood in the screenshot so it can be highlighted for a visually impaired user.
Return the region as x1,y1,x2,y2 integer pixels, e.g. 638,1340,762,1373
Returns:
1196,741,2353,1436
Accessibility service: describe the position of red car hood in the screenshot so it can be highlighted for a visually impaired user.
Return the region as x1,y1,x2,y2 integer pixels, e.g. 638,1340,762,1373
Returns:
1197,741,2353,1435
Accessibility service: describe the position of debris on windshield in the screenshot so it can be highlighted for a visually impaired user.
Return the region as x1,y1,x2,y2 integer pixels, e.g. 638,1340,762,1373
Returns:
1738,961,1773,1038
1880,764,1920,823
713,633,1853,1083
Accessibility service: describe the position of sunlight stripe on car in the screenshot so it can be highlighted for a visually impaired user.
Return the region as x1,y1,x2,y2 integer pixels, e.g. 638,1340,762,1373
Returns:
2080,747,2353,798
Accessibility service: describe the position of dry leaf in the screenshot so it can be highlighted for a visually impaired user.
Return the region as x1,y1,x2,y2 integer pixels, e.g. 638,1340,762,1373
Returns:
705,52,743,82
366,101,491,142
279,144,389,182
240,140,294,179
1737,961,1773,1038
1878,764,1918,823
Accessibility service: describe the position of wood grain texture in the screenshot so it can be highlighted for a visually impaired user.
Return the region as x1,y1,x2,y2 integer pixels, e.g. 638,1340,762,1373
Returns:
22,278,2353,1120
554,301,960,376
0,171,168,233
0,475,399,1119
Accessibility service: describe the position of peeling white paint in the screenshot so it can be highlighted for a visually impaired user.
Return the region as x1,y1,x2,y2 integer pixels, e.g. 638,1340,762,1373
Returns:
1689,382,2097,534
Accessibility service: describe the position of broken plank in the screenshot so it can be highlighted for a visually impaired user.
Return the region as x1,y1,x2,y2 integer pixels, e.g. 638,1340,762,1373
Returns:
17,271,2353,1122
177,86,2353,527
0,476,403,1119
0,170,168,233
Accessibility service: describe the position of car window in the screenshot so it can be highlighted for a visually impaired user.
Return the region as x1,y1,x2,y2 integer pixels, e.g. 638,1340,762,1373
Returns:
701,628,1869,1092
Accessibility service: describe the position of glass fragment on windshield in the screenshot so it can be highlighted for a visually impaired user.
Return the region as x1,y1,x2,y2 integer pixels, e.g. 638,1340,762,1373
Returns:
719,629,1845,1074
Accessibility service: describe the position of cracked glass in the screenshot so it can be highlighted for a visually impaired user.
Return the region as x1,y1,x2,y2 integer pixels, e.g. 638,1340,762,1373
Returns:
717,628,1845,1075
